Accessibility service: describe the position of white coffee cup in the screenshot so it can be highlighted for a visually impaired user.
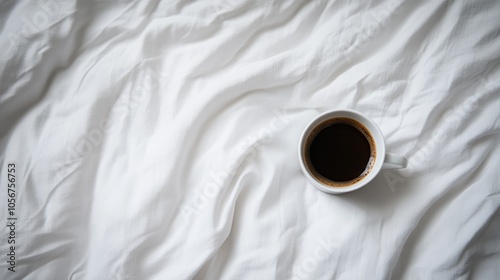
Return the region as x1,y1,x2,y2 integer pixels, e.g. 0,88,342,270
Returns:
298,109,407,194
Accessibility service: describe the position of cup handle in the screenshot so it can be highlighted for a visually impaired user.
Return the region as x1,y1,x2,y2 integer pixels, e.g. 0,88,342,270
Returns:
382,153,408,169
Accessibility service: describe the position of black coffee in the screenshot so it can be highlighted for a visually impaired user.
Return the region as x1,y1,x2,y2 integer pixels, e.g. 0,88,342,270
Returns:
305,117,375,187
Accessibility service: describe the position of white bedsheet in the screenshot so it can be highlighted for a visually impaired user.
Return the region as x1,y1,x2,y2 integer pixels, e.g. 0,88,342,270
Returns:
1,0,499,279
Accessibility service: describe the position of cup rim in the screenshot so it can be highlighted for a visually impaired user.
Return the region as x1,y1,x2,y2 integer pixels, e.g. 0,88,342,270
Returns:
298,109,386,194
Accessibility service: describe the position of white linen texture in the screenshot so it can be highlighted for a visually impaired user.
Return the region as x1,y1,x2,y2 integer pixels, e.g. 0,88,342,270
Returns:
0,0,499,279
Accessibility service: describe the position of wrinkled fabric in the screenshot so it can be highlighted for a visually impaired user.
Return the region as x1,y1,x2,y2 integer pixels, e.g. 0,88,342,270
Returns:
0,0,499,279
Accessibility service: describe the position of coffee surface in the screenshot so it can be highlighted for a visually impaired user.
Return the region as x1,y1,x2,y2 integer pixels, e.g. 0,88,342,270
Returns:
307,119,373,184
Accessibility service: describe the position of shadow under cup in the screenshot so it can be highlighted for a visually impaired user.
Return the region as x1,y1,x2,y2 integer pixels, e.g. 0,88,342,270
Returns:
298,110,387,194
